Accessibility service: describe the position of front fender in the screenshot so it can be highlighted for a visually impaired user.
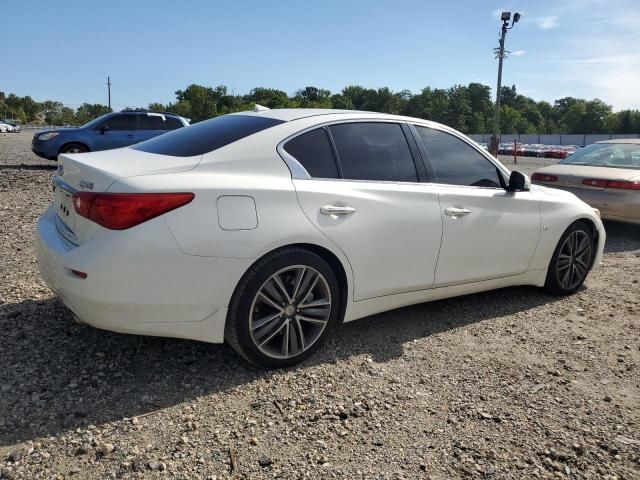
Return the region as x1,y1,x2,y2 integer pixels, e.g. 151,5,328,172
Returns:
529,186,605,271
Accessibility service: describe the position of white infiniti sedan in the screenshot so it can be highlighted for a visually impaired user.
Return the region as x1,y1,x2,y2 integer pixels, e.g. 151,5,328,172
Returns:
37,108,605,368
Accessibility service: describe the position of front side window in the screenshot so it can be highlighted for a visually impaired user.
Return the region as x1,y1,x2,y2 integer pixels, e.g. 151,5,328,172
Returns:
329,123,418,182
283,128,340,179
101,114,136,131
416,127,502,188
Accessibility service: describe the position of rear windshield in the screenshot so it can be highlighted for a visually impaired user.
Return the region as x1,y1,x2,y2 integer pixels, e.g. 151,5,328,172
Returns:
132,114,285,157
561,143,640,170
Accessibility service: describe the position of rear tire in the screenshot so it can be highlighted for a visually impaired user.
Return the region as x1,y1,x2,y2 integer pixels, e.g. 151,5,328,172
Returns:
544,221,594,296
225,248,341,368
59,143,89,155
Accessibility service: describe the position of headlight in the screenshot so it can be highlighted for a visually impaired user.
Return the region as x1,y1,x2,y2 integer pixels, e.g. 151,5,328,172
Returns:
38,132,60,141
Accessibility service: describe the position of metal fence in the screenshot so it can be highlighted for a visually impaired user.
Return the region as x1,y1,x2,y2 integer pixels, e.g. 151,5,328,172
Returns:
469,133,640,146
19,124,75,131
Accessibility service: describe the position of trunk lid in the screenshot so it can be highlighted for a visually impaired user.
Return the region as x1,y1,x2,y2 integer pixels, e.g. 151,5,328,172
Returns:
53,147,201,245
534,164,640,191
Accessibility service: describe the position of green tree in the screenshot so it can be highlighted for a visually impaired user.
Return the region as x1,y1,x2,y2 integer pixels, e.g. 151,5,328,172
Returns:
174,84,223,122
148,102,166,112
294,86,332,108
75,103,110,125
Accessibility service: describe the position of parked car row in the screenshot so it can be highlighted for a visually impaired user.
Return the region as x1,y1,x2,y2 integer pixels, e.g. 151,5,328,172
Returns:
0,119,21,133
498,142,580,159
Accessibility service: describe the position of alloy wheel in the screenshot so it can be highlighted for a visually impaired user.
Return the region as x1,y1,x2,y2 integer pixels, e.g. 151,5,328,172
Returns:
249,265,332,359
556,230,592,290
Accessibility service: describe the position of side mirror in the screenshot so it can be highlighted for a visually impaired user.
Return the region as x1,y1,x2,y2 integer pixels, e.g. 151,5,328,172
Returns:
100,125,109,135
507,171,531,192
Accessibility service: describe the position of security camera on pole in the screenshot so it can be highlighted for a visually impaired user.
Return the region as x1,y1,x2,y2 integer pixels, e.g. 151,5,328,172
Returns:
489,11,520,157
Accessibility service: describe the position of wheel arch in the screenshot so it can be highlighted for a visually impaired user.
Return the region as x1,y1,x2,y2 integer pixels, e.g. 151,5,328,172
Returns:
234,242,351,324
58,141,90,155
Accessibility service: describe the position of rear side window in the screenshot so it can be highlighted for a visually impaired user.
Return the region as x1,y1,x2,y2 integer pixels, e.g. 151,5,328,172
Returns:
132,114,284,157
102,114,136,131
416,127,503,188
139,114,164,130
283,128,339,179
329,123,418,182
165,117,184,130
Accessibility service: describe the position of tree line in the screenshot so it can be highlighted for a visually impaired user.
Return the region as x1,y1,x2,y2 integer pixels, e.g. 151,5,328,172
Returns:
2,84,640,134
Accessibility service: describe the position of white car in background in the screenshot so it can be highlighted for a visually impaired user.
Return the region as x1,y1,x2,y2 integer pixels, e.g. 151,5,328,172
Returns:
0,120,19,133
37,108,605,368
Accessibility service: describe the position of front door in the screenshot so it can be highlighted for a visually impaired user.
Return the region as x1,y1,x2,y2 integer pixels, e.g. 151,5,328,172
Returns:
92,113,139,151
413,125,541,286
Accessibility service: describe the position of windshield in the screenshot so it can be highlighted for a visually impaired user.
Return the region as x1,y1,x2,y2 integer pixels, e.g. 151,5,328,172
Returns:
560,143,640,170
80,113,112,129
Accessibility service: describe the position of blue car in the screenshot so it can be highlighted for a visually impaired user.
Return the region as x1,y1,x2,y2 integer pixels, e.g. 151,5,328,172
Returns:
32,110,189,160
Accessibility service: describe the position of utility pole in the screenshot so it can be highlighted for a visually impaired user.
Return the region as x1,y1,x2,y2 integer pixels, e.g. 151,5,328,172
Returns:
490,12,520,157
107,76,112,111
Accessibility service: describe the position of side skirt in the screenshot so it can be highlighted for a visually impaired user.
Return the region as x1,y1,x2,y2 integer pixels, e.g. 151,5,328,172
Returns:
343,269,547,323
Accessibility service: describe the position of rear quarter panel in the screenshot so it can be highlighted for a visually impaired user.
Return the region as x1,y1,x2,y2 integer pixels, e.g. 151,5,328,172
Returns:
106,125,355,292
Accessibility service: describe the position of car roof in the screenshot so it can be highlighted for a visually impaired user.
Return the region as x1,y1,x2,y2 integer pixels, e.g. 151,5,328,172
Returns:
229,108,392,122
596,138,640,144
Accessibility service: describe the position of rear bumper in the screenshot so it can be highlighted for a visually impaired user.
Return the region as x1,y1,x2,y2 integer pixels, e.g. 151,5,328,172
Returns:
36,206,252,343
535,184,640,224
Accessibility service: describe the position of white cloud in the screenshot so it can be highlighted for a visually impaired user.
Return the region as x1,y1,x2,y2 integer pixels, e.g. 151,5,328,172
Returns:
535,16,558,29
547,1,640,109
511,50,526,57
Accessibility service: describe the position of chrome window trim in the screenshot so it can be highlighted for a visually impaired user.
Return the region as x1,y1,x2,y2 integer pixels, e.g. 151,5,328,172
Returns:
276,118,422,183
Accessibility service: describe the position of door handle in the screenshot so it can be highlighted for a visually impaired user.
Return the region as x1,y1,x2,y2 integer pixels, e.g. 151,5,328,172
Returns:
126,134,134,138
320,204,356,216
445,207,472,217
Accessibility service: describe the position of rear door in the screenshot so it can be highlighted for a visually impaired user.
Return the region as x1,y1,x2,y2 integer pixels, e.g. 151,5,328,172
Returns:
137,113,167,142
413,125,541,286
286,121,443,301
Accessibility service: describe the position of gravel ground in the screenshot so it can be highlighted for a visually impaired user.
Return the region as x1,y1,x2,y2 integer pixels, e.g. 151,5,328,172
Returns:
1,131,639,479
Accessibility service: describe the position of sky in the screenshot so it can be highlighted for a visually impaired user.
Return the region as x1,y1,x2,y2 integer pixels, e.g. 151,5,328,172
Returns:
3,0,639,111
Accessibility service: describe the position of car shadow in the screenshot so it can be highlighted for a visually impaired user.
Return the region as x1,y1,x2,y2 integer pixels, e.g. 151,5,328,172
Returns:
0,285,559,447
0,164,56,171
602,220,640,253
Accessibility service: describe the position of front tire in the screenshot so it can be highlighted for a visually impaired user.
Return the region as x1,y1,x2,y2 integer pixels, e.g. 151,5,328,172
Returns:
225,248,341,368
544,221,594,295
59,143,89,155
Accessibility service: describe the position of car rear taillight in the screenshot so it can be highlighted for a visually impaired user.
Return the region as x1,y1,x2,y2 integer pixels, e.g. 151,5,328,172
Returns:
605,180,640,191
582,179,608,188
581,179,640,191
532,173,558,182
72,192,194,230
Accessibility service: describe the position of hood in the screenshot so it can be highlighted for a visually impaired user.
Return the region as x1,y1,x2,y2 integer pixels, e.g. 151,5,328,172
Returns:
34,127,78,136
